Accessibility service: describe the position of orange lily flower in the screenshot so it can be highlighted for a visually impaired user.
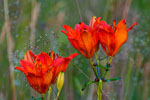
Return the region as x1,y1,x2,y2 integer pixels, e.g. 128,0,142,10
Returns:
15,50,78,94
61,16,99,59
96,18,137,56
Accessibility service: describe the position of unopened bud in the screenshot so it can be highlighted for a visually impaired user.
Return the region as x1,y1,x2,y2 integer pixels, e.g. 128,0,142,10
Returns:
56,72,64,91
102,78,106,82
95,78,99,82
93,63,97,66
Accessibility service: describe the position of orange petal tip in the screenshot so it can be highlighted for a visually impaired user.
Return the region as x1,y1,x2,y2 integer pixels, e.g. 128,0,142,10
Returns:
127,22,137,32
122,19,126,24
69,53,78,59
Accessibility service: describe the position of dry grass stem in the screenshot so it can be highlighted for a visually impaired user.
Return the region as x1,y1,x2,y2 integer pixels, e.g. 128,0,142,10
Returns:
30,2,40,48
4,0,16,99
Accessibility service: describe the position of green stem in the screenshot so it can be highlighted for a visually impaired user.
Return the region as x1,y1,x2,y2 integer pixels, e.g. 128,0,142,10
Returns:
47,86,52,100
102,70,108,78
95,53,100,66
102,57,113,79
109,56,113,64
95,53,101,78
55,91,60,100
98,80,102,100
89,59,99,79
95,53,103,100
95,53,108,70
42,94,46,100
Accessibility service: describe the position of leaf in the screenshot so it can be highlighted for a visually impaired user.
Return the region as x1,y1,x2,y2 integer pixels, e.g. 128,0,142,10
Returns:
82,81,96,91
105,77,121,82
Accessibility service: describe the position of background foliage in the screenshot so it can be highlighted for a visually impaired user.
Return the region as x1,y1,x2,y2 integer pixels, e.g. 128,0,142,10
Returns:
0,0,150,100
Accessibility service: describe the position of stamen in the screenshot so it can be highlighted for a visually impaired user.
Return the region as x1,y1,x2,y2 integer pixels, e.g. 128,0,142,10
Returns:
127,22,137,32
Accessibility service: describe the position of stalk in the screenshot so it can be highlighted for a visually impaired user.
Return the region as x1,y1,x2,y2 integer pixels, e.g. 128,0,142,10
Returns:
55,91,60,100
109,57,113,64
98,80,102,100
47,86,52,100
103,57,113,78
89,59,99,79
95,53,102,100
42,94,46,100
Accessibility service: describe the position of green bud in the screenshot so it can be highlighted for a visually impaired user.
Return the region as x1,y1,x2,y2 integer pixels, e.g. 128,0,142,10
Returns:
56,72,64,91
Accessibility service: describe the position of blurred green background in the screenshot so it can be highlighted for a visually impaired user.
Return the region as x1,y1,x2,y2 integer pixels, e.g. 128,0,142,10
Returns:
0,0,150,100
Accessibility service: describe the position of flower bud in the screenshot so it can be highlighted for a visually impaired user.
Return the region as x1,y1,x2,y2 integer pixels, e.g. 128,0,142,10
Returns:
56,72,64,91
93,63,97,66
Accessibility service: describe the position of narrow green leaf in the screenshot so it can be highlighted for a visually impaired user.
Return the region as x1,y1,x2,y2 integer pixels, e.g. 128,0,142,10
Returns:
105,77,121,82
82,81,96,91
